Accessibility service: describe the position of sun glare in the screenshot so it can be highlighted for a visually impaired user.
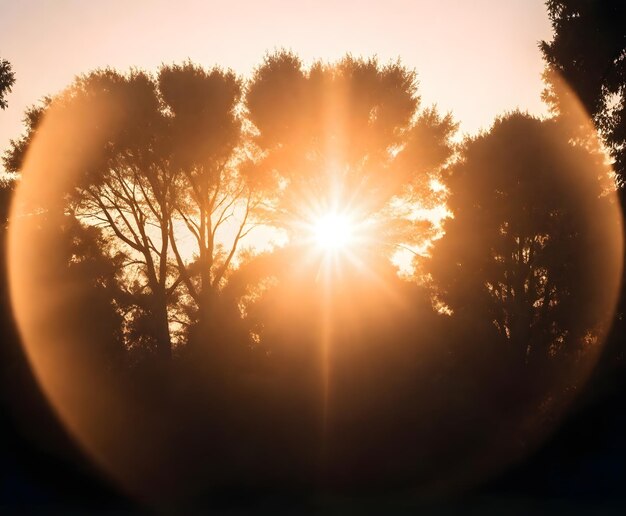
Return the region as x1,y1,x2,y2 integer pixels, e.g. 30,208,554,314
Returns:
313,213,353,250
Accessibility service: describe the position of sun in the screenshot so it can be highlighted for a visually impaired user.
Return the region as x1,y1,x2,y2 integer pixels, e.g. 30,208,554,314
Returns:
313,213,354,250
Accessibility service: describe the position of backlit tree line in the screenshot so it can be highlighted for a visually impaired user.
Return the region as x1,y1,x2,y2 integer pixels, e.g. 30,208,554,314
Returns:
0,0,624,494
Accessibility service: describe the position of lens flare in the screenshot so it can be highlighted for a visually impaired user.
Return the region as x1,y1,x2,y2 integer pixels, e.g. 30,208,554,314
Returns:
6,69,624,505
313,213,353,250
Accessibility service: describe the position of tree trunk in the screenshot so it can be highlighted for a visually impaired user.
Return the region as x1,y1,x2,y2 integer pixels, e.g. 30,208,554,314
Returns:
152,289,172,361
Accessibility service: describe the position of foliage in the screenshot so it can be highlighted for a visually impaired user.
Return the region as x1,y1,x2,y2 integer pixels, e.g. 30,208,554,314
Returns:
246,51,457,254
430,112,617,379
0,58,16,110
4,66,252,358
1,50,621,501
540,0,626,182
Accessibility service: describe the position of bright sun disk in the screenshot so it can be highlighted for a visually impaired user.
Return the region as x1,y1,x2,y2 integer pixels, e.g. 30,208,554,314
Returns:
313,213,353,250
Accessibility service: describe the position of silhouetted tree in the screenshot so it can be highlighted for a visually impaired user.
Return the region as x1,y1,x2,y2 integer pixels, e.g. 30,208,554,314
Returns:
0,177,19,369
246,51,456,258
1,177,123,370
5,70,182,359
5,50,622,503
430,113,618,388
540,0,626,430
4,65,256,361
157,63,258,343
0,58,15,110
43,213,126,367
541,0,626,182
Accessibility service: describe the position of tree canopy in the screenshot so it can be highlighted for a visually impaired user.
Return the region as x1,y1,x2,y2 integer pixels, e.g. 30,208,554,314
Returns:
0,58,16,110
246,52,456,254
4,65,254,359
4,52,457,361
430,113,619,375
1,48,623,504
541,0,626,182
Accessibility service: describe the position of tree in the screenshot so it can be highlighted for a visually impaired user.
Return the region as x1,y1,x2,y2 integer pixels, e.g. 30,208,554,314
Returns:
420,113,623,487
245,51,456,261
5,54,455,363
540,0,626,183
429,113,620,383
0,58,15,110
540,0,626,386
156,63,257,338
4,65,253,360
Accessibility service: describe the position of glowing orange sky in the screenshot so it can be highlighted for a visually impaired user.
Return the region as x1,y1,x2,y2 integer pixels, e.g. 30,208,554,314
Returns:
0,0,552,164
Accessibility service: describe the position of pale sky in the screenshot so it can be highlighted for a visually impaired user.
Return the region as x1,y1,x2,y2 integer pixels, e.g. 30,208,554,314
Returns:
1,0,552,166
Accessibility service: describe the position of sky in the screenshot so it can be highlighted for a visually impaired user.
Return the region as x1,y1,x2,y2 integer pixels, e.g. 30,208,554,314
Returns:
1,0,553,167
